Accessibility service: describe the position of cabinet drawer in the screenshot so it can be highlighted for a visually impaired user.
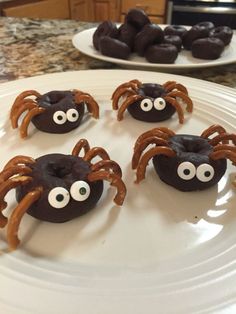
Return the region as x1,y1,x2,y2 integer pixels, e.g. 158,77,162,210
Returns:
121,0,166,16
3,0,70,19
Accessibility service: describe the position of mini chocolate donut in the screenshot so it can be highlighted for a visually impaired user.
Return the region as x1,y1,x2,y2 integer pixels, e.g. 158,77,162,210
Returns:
134,24,164,56
192,37,225,60
125,8,151,31
33,91,84,133
164,35,182,52
16,154,104,223
93,20,118,50
182,25,210,50
145,43,178,64
164,25,187,38
209,26,233,45
153,134,227,191
194,21,215,33
99,36,131,59
118,22,138,51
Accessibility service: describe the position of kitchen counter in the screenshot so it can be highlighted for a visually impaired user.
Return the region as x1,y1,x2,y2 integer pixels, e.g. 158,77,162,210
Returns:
0,16,236,88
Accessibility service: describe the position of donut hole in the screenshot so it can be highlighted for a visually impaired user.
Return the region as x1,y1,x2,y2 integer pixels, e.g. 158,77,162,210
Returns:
170,135,212,156
38,91,72,107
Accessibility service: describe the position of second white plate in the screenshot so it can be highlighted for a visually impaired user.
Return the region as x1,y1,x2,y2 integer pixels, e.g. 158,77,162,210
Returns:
72,26,236,70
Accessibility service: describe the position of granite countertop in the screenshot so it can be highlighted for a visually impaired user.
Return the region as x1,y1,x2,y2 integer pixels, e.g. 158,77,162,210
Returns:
0,16,236,88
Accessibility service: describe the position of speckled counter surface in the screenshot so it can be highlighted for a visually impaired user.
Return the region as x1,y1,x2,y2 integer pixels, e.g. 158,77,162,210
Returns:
0,16,236,88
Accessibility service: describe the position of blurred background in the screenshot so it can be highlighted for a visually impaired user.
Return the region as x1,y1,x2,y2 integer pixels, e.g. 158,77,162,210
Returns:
0,0,235,28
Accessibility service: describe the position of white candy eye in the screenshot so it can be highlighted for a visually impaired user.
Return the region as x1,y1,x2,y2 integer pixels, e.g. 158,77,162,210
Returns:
48,187,70,209
154,97,166,111
67,108,79,122
70,181,91,202
140,98,153,112
53,111,67,125
177,161,196,180
196,164,214,182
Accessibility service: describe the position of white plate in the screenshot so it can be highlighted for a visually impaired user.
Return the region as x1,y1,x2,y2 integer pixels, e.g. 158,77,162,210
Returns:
72,26,236,70
0,70,236,314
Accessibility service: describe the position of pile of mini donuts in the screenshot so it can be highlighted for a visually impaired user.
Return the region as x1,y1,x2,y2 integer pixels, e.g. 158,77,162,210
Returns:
92,8,233,63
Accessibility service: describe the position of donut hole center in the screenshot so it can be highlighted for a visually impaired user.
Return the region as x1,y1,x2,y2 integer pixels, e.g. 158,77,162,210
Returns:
38,91,72,107
139,83,165,98
47,159,73,178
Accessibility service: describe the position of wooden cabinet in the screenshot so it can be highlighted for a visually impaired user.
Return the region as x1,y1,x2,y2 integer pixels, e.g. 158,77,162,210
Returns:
120,0,167,24
2,0,70,19
70,0,120,22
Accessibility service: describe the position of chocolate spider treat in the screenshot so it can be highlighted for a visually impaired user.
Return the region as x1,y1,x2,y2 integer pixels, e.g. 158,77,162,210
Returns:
132,125,236,192
111,79,193,123
10,89,99,138
0,139,127,250
192,38,225,60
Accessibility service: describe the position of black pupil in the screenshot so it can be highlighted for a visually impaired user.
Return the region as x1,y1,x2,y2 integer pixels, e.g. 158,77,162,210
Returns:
205,171,211,177
184,169,190,175
79,187,86,195
56,194,64,202
72,113,77,117
58,115,63,120
144,102,149,107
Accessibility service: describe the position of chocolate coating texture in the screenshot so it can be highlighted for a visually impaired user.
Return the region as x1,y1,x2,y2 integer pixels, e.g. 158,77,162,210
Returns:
164,25,187,38
145,44,178,64
118,23,138,50
209,26,233,46
33,91,84,133
16,154,103,223
99,36,131,59
127,83,176,122
192,38,225,60
182,25,210,50
125,8,150,31
164,35,182,52
134,24,164,56
93,20,118,50
153,135,227,191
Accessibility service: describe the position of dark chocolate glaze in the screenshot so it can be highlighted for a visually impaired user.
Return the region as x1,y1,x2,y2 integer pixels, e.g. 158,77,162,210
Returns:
33,90,84,134
209,26,233,46
192,38,225,60
164,35,182,52
164,25,188,38
93,20,118,50
153,135,227,191
182,25,210,50
145,44,178,64
118,23,138,51
134,24,164,56
194,21,215,33
16,154,103,223
125,8,150,31
99,36,131,59
127,83,176,122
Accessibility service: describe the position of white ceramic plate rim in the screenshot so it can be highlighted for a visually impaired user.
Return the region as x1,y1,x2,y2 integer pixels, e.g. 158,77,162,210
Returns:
72,26,236,69
0,70,236,314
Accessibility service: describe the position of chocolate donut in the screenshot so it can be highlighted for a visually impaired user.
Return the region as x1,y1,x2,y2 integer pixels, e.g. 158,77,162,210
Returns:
153,134,227,191
182,25,210,50
125,8,150,31
134,24,164,56
164,35,182,52
16,154,104,223
209,26,233,46
33,91,84,133
93,20,118,50
192,37,225,60
194,21,215,33
99,36,131,59
118,22,138,50
145,43,178,64
164,25,187,38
